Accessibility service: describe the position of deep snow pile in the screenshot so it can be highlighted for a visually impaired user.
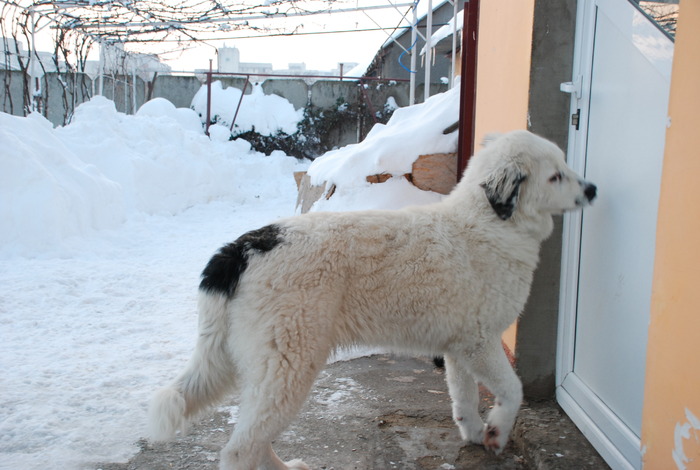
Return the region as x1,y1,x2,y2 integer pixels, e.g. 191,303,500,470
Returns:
307,83,459,211
0,111,124,253
0,84,459,469
191,80,303,137
0,96,305,257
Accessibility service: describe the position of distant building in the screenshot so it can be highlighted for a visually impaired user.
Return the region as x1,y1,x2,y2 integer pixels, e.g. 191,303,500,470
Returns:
217,45,241,72
0,37,24,70
217,45,356,78
87,43,171,79
286,62,306,74
0,38,170,78
1,37,58,72
217,45,273,75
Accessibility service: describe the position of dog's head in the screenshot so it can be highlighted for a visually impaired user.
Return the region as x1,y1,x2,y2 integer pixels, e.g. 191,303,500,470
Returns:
470,131,596,221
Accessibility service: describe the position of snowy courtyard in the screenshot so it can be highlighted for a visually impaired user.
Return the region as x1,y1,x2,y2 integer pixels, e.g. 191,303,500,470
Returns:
0,82,458,469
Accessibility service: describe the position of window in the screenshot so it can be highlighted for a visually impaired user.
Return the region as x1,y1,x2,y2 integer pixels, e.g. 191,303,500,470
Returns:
630,0,680,40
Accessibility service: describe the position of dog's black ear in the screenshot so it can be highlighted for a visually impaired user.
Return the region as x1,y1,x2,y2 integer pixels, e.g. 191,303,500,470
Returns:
481,161,527,220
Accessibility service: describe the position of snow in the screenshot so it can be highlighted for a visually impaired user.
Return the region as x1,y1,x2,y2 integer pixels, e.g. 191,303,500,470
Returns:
421,8,464,56
0,84,458,469
0,110,124,254
306,83,459,212
190,80,303,137
344,60,372,78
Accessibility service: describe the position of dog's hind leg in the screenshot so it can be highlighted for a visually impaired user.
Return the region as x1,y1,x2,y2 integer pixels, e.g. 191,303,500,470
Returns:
219,364,321,470
219,329,329,470
444,353,486,445
467,339,523,454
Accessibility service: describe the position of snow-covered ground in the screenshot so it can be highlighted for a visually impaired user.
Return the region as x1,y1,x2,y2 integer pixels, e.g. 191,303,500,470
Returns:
0,83,458,469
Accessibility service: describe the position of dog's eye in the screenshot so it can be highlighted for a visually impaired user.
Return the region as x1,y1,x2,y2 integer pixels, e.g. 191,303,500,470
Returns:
549,172,563,183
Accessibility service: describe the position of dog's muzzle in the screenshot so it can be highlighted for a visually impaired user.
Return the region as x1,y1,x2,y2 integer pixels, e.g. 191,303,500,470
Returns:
584,183,597,202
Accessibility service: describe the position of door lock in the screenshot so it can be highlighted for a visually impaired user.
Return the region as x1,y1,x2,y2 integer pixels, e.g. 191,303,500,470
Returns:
571,109,581,130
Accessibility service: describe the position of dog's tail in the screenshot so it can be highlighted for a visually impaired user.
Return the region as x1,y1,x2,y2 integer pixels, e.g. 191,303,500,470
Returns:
148,291,237,441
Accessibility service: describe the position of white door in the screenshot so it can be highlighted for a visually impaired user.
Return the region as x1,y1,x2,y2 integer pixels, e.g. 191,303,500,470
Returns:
557,1,674,469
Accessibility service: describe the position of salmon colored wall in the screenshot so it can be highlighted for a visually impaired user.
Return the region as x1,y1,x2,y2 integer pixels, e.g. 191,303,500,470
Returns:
473,0,535,147
641,4,700,469
473,0,535,351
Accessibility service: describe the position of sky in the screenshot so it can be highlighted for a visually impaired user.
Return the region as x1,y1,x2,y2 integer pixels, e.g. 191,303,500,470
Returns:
26,0,430,74
161,3,419,72
0,75,458,469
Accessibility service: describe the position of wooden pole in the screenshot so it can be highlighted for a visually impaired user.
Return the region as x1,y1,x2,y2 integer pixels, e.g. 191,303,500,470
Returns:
457,0,480,181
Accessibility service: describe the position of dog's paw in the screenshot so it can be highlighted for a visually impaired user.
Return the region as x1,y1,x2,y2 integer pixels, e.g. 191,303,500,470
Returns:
285,458,310,470
456,418,486,445
483,425,505,454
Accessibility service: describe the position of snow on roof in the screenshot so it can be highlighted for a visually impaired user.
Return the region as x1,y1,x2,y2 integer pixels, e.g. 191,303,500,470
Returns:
420,8,464,55
379,0,454,48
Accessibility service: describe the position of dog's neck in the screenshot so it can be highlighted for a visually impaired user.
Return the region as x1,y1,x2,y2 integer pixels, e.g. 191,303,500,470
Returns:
446,183,556,243
511,211,555,243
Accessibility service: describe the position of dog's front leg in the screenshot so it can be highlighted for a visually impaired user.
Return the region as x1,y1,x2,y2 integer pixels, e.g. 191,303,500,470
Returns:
468,340,523,454
444,353,486,444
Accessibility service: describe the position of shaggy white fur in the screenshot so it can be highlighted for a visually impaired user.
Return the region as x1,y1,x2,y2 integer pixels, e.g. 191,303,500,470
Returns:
149,130,596,470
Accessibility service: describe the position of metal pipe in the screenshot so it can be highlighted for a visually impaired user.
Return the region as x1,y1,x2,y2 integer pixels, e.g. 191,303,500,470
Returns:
230,76,249,133
30,9,39,111
359,79,378,125
410,3,417,105
98,38,104,96
132,69,137,113
451,0,458,89
205,59,212,136
424,0,433,102
199,71,409,82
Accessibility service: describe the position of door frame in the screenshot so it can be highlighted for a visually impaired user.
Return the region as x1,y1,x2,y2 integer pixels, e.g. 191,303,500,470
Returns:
555,0,673,468
555,3,637,467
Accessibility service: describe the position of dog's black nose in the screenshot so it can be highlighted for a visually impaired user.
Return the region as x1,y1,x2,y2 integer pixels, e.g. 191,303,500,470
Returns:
584,183,597,202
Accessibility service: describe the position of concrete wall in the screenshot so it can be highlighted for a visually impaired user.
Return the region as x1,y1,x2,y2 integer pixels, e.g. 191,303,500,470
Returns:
0,70,29,118
469,0,535,368
99,74,146,116
0,70,92,125
151,74,203,109
517,0,577,400
456,0,577,400
262,79,309,110
641,3,700,467
0,71,409,149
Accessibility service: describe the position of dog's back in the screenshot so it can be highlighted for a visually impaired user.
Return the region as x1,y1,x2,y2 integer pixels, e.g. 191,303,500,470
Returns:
149,130,597,470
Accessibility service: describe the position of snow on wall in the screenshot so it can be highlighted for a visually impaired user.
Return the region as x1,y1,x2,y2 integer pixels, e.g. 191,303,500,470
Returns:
306,83,460,212
190,80,304,136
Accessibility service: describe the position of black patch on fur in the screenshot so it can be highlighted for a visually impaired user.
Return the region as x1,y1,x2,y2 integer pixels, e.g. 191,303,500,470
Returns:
481,174,527,221
199,224,284,297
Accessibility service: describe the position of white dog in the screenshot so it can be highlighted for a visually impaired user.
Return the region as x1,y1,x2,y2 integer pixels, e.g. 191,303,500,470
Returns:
149,130,596,470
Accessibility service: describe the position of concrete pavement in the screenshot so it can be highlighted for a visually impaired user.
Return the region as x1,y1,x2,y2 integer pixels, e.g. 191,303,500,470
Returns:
96,354,609,470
